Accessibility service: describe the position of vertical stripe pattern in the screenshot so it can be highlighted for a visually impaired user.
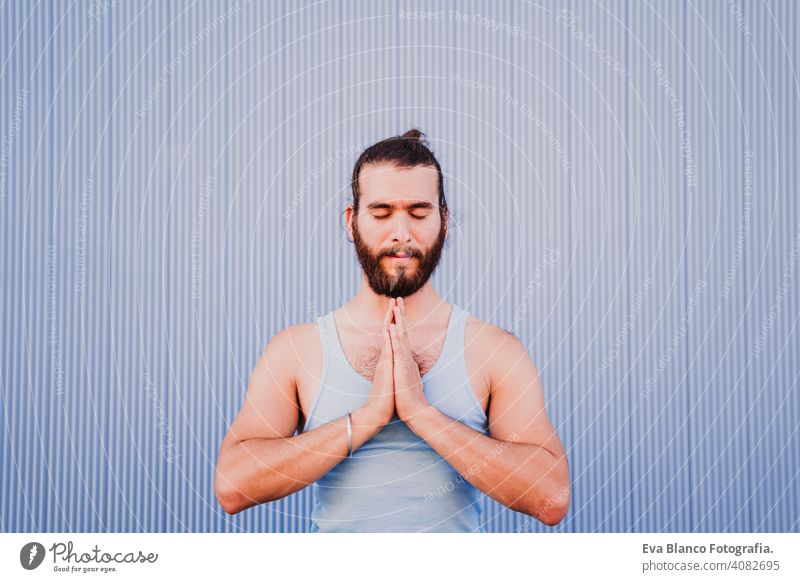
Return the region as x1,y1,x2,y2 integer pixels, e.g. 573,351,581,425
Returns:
1,1,798,533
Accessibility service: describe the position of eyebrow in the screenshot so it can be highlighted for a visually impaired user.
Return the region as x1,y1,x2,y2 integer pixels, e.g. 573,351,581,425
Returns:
366,201,435,211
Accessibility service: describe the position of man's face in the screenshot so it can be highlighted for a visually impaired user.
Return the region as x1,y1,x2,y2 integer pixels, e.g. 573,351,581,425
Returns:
350,162,447,298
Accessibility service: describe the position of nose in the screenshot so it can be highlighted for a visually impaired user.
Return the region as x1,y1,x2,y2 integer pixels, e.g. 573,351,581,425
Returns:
390,214,412,243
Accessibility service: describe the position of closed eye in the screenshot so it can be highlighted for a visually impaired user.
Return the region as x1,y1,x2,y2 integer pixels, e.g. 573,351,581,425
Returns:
372,214,428,221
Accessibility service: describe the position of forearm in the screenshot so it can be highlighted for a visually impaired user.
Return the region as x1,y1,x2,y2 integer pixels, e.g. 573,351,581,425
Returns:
215,406,380,514
406,405,570,523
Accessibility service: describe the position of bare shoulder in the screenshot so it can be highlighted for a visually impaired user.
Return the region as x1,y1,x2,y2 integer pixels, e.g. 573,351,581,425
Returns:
257,321,323,418
464,314,519,343
465,314,530,366
255,322,321,379
464,314,537,393
275,321,320,351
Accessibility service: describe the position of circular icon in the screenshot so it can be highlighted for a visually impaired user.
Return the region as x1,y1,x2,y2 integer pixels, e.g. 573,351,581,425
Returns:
20,542,46,570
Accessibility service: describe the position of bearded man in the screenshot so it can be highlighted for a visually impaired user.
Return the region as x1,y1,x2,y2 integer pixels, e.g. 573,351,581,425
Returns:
215,129,570,532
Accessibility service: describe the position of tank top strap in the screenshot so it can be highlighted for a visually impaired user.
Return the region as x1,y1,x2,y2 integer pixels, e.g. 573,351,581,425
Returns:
303,313,333,433
316,311,335,357
441,303,469,361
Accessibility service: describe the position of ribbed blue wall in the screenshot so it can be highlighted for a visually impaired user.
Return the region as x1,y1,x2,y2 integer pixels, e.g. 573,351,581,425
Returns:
1,1,798,533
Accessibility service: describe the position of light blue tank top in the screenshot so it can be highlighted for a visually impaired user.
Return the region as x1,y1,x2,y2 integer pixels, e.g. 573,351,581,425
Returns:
303,303,489,532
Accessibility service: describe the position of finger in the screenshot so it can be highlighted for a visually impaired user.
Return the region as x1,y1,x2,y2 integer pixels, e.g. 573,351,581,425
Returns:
393,305,412,353
388,323,399,358
380,329,394,371
383,302,394,330
389,330,405,370
401,298,409,333
389,324,412,370
390,298,398,325
381,327,392,357
389,322,406,353
392,302,405,336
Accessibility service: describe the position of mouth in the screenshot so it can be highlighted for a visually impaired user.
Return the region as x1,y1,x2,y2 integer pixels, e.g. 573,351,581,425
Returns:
386,252,413,261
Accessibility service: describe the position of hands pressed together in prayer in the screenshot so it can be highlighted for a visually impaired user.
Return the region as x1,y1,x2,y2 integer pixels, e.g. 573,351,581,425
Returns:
361,297,432,428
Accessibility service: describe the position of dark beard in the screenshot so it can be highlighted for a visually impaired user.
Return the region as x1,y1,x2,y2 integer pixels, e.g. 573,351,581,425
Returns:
352,217,446,298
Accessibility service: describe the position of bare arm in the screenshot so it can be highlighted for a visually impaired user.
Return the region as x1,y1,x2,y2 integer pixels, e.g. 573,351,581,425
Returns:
215,320,395,515
215,407,379,514
405,328,570,525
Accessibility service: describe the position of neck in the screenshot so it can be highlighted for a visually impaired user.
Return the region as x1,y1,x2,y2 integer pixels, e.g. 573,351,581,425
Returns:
344,276,447,329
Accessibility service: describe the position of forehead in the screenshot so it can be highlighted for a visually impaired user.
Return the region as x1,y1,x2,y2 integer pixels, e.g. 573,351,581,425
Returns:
358,162,439,206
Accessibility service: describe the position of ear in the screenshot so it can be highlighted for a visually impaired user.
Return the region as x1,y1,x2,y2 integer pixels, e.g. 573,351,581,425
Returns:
345,205,355,241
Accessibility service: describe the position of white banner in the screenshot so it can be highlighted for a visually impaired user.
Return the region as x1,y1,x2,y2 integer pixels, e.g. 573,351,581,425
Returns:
1,533,798,581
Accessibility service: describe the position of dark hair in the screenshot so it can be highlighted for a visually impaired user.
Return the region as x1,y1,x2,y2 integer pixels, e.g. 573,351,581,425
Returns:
350,128,447,216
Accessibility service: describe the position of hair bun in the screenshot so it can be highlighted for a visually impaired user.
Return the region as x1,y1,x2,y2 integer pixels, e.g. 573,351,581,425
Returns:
400,128,426,142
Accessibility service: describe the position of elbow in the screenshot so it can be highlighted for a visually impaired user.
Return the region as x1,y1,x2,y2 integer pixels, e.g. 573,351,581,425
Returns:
215,465,250,515
532,452,571,526
528,485,571,526
537,499,569,526
218,493,244,516
215,466,285,514
216,478,246,515
214,441,293,513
